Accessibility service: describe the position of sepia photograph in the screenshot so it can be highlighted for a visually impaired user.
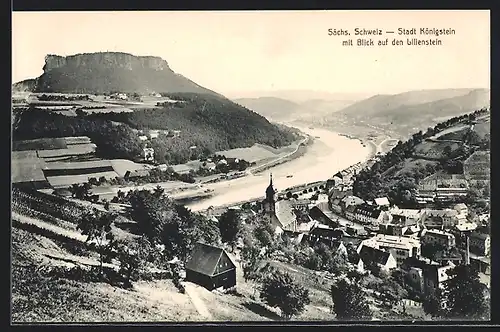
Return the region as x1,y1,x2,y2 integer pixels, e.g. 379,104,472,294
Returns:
11,10,490,323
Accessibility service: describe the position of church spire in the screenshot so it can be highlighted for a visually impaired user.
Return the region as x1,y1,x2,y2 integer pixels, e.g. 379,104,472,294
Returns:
269,173,273,186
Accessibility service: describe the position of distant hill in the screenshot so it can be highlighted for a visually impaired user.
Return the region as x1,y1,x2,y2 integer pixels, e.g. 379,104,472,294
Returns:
234,95,361,123
12,52,221,96
231,90,369,103
352,107,490,207
234,97,303,122
322,88,490,137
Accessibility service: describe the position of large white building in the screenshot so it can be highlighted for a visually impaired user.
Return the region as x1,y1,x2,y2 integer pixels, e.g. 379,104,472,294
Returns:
358,234,421,265
358,234,421,264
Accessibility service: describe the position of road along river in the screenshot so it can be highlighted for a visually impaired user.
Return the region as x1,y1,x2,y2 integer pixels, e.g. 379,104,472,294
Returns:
186,127,372,212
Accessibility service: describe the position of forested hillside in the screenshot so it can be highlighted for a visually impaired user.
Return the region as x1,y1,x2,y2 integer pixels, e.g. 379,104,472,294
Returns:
13,93,297,165
352,108,490,208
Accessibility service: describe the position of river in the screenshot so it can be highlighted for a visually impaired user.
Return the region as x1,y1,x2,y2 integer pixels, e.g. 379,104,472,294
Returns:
186,127,372,212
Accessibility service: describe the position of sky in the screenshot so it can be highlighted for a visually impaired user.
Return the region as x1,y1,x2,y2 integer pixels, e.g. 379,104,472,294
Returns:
12,10,490,97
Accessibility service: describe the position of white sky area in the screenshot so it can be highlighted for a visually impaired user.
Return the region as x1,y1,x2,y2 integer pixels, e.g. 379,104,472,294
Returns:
12,10,490,97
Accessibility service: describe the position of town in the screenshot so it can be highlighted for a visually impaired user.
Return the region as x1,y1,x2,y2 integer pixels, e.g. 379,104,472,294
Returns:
11,9,490,323
11,105,490,322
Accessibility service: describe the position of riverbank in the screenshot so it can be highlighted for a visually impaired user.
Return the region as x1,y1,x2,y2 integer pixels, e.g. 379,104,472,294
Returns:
185,127,373,211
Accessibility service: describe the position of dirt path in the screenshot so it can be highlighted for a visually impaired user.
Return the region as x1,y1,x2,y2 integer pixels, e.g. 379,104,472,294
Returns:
182,282,213,320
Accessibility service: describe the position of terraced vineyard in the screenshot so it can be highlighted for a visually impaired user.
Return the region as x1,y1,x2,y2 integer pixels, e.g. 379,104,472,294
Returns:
11,189,85,225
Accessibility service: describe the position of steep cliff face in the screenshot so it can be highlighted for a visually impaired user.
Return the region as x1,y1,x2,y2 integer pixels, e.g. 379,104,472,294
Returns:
42,52,170,72
14,52,220,96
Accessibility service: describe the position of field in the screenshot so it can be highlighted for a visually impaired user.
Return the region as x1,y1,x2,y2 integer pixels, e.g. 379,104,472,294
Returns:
37,144,97,158
12,137,153,188
12,151,47,183
217,141,300,164
46,172,120,188
13,138,67,151
413,141,461,160
11,227,201,323
382,158,440,179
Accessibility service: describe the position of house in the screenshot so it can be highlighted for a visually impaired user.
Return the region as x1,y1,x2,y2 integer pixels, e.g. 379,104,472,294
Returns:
416,173,469,204
124,169,150,180
469,231,490,256
346,226,369,238
341,195,365,211
271,200,298,233
420,209,463,228
307,225,345,246
453,203,468,217
344,204,358,221
185,242,237,291
352,203,392,225
374,197,390,209
143,147,155,162
290,198,310,210
149,130,160,139
421,229,456,249
327,175,343,189
403,257,456,297
422,261,456,297
455,222,478,232
358,234,421,265
330,197,343,214
309,205,341,229
358,245,398,272
307,232,348,256
379,223,421,237
171,164,192,175
389,208,422,226
138,135,148,141
348,252,365,272
407,267,425,294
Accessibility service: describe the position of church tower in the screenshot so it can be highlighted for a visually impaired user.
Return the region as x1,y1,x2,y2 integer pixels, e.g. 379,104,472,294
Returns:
264,173,276,215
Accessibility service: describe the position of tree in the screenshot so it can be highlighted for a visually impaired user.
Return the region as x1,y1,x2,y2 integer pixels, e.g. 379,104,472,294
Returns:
129,190,176,244
331,278,372,321
253,219,275,249
240,241,263,282
423,288,445,318
70,183,91,200
153,185,165,198
443,265,489,320
218,209,241,249
115,240,141,288
77,208,116,275
286,191,293,199
260,270,311,320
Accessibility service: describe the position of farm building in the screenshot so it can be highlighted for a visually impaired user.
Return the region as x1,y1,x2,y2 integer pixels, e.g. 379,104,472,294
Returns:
185,242,237,291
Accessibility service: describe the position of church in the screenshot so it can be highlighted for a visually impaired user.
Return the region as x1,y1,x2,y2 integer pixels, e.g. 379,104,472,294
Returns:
262,173,298,234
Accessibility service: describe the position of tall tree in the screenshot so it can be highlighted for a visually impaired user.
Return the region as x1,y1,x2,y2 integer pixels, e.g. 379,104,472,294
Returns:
218,209,242,249
77,208,116,275
443,265,489,320
260,270,311,320
331,278,372,321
